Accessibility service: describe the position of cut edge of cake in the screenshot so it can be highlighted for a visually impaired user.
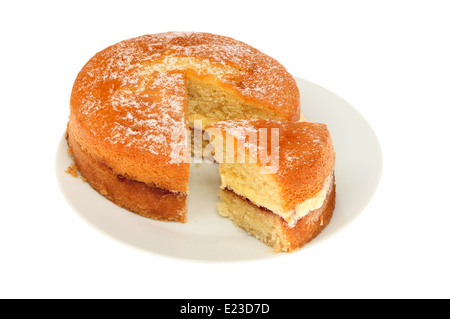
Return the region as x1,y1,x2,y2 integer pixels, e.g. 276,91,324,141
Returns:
206,119,336,251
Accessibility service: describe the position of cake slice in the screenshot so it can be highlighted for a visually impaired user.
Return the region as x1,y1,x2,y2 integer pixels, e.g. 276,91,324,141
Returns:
206,120,336,252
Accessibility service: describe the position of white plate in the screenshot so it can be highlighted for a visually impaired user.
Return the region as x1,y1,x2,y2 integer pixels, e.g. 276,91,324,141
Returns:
55,77,382,262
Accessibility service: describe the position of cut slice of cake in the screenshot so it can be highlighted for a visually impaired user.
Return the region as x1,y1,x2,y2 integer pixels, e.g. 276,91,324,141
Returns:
206,120,336,252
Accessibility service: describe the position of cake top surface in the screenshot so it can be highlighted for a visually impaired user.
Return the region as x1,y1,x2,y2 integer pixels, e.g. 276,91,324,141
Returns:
206,119,335,203
71,32,300,155
69,32,300,191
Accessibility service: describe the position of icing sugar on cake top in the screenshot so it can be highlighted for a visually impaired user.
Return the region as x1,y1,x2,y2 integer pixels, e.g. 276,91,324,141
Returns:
69,32,300,192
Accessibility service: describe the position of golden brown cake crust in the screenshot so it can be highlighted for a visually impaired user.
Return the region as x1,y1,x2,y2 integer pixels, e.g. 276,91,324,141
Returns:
207,120,335,211
283,179,335,251
69,32,300,194
67,130,187,223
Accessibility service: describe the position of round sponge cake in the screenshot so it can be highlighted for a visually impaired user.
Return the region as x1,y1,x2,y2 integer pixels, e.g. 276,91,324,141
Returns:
67,32,301,222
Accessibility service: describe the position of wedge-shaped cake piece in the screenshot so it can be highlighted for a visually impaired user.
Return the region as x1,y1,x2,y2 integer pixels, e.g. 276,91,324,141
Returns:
206,120,336,252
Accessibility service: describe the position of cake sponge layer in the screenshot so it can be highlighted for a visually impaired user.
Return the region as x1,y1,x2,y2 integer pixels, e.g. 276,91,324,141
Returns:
217,176,335,252
67,130,188,222
207,120,335,225
187,75,285,130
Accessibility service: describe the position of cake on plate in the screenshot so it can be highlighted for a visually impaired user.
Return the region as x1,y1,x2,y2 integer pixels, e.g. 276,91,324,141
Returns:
67,31,300,222
206,119,336,252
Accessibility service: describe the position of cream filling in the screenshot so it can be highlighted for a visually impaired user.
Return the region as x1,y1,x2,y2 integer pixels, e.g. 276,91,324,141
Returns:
210,128,332,228
221,172,333,228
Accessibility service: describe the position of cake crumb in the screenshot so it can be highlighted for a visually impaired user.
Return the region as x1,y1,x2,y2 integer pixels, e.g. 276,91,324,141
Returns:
65,163,79,178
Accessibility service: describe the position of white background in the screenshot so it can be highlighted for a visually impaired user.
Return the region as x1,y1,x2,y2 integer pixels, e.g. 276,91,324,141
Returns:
1,0,449,299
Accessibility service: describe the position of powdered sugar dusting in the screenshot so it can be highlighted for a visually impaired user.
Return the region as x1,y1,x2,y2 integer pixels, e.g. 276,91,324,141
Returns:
102,72,189,163
71,32,299,164
209,119,331,178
